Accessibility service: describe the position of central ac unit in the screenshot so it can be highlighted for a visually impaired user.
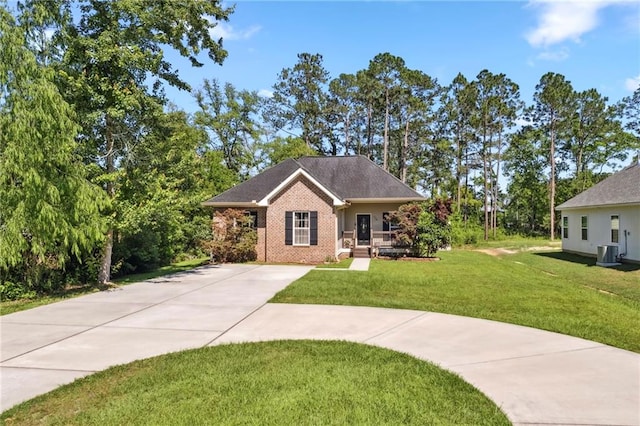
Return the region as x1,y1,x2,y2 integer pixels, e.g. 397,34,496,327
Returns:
597,245,619,264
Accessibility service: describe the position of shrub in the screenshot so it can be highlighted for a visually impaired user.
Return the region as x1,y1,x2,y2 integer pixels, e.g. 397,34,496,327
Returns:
201,209,257,263
387,199,452,257
416,200,452,257
450,213,483,246
0,281,36,301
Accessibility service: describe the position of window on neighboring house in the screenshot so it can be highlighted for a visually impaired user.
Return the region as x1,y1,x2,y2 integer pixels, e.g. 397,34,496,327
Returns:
562,216,569,239
611,215,619,243
285,211,318,246
581,216,588,241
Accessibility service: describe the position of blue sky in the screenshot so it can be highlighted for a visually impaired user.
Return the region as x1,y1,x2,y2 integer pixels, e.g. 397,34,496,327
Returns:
165,0,640,113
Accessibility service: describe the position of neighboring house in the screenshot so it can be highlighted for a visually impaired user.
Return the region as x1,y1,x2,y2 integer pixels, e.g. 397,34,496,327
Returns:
556,162,640,264
203,156,425,263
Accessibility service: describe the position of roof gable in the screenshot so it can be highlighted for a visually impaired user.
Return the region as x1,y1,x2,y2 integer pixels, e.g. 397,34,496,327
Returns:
203,155,425,207
557,163,640,210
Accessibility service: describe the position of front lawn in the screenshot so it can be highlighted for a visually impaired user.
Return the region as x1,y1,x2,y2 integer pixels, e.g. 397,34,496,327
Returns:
272,250,640,352
1,341,509,425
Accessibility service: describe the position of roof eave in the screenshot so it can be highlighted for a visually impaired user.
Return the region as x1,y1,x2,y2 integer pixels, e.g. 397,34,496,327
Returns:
557,201,640,210
346,197,426,203
201,201,259,208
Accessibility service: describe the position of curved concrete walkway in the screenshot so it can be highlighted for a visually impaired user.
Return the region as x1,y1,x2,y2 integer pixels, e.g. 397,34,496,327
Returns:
1,264,638,425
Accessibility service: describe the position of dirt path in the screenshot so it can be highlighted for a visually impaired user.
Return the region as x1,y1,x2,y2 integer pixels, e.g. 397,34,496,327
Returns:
477,246,560,257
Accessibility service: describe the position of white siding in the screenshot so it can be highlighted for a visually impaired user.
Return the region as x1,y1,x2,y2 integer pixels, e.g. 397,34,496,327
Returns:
560,205,640,262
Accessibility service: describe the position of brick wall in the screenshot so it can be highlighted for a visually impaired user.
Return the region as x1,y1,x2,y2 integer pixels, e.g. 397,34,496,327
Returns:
254,208,267,262
266,175,336,263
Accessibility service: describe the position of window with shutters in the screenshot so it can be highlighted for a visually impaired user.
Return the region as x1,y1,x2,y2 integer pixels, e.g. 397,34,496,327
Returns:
294,211,310,246
285,211,317,246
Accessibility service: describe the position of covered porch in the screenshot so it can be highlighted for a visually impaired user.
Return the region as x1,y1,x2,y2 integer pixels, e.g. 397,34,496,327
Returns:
336,202,414,258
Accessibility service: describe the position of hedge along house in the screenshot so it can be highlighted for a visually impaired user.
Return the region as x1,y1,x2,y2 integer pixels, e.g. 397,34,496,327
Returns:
556,162,640,264
202,156,425,263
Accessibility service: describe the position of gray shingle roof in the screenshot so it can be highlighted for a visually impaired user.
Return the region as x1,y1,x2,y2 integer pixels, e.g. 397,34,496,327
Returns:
203,156,424,205
557,163,640,209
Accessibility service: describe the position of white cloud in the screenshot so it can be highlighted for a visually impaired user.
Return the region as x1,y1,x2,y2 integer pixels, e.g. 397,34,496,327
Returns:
526,1,603,47
536,47,570,61
525,0,633,48
209,22,261,41
625,75,640,91
258,89,273,98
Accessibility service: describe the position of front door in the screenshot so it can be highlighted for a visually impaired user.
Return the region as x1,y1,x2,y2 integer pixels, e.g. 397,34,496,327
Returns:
356,214,371,246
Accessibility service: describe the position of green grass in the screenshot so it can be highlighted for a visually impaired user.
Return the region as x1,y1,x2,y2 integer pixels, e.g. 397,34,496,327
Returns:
272,250,640,352
316,257,354,269
0,341,509,425
112,257,209,284
0,257,209,316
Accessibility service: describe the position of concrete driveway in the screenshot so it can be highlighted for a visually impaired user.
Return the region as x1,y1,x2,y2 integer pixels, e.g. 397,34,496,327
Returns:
1,264,639,425
1,264,313,410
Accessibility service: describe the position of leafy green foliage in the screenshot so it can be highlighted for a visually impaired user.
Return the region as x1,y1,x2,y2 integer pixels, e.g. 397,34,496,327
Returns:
0,7,106,294
386,201,452,257
260,136,317,167
194,79,263,178
270,53,330,154
202,209,257,263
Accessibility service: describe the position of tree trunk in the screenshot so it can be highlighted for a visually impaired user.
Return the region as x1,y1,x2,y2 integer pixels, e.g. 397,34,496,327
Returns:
366,102,372,157
98,114,115,285
344,113,351,155
98,229,113,285
401,118,409,183
483,122,489,241
463,144,469,224
549,119,556,241
456,131,462,213
383,87,389,171
493,133,502,238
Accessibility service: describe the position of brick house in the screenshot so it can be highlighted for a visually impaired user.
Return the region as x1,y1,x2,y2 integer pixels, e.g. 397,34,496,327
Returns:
203,156,425,263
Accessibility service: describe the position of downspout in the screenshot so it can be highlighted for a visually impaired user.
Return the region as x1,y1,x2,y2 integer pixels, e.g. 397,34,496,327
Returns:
617,229,628,261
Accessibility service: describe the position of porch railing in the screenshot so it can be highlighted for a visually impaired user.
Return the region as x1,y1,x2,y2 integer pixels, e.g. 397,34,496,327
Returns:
372,231,399,248
341,230,401,248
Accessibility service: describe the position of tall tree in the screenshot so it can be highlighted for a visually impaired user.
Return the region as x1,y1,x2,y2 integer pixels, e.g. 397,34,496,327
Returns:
367,53,406,170
397,68,438,183
503,126,548,235
194,79,263,179
473,70,522,239
531,72,575,240
620,87,640,155
0,6,105,288
442,73,477,216
327,73,362,155
566,89,633,192
19,0,234,284
270,53,330,154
